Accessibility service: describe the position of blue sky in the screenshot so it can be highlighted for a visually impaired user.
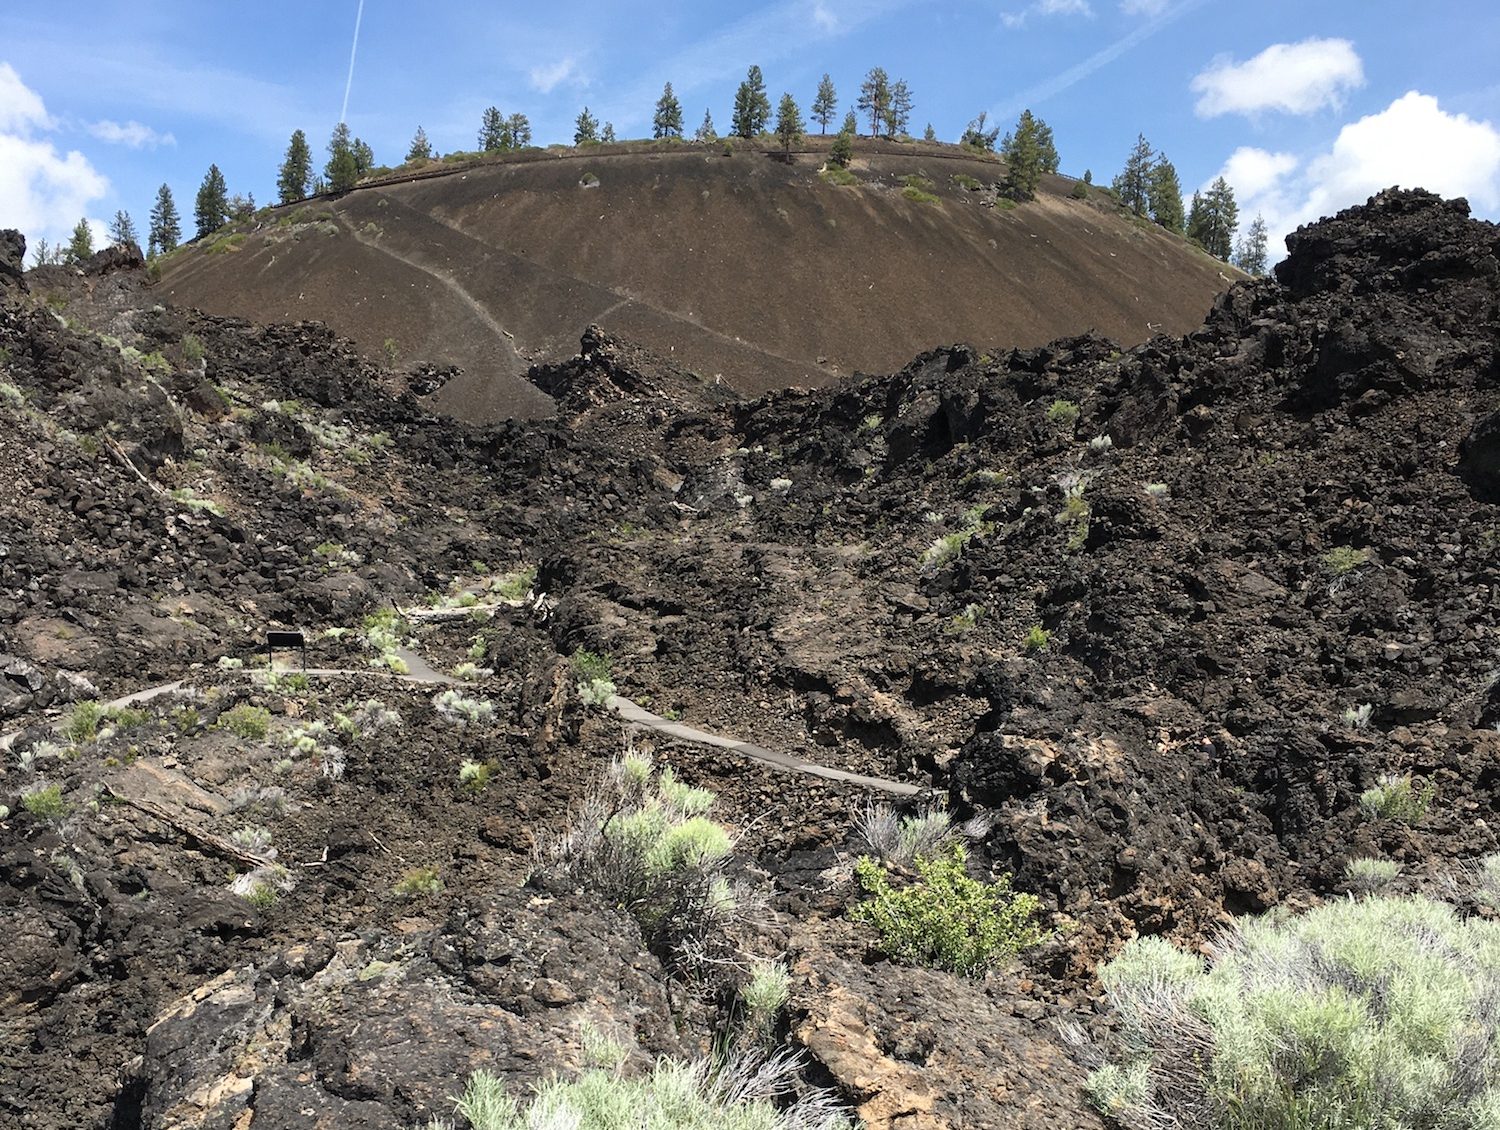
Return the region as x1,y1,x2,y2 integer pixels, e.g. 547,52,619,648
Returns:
3,1,1499,260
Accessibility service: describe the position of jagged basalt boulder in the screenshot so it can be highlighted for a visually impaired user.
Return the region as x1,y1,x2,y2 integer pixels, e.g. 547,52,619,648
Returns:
0,229,25,293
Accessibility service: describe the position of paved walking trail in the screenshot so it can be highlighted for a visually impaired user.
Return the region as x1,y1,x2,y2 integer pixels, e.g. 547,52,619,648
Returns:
3,649,918,796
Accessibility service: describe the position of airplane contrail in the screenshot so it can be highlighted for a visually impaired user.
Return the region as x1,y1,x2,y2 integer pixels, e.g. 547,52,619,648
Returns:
339,0,365,124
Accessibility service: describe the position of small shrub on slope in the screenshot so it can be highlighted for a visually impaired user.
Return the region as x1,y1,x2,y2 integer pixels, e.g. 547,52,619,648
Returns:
532,749,741,978
1088,895,1500,1129
1360,772,1435,825
435,1050,853,1130
852,842,1046,976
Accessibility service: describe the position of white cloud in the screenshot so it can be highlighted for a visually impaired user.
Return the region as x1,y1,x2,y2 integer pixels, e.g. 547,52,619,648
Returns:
0,135,110,249
529,57,581,95
0,61,52,133
811,2,840,31
0,65,109,250
1002,0,1092,28
1220,146,1298,203
1211,92,1500,264
1304,91,1500,214
1192,38,1364,118
1120,0,1168,13
87,118,175,149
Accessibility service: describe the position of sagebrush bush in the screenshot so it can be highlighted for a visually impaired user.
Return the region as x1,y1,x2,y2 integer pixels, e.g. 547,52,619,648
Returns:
1088,895,1500,1129
1046,398,1080,427
571,649,614,701
533,750,745,977
1359,772,1434,824
434,689,496,728
852,843,1046,975
21,783,67,821
435,1050,853,1130
65,701,104,743
1345,856,1402,894
219,704,270,740
857,803,960,868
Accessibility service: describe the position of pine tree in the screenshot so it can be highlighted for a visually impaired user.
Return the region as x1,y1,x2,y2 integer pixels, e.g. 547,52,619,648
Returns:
1083,169,1093,185
148,184,181,256
857,67,890,137
652,82,684,139
507,114,532,147
1112,133,1153,216
601,122,617,143
1147,154,1185,233
841,110,858,136
276,130,312,204
830,128,853,169
812,74,838,135
1035,117,1059,174
1187,177,1238,260
923,123,936,142
961,111,1000,151
1185,191,1204,244
884,79,913,139
325,123,359,192
406,126,433,163
30,238,55,267
479,107,505,151
774,92,805,159
1003,110,1043,201
1234,214,1269,275
352,138,375,175
574,107,599,145
65,218,94,264
695,109,717,143
107,209,138,248
194,164,229,238
731,66,771,138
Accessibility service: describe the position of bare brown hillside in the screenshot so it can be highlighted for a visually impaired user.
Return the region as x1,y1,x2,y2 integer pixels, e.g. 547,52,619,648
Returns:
158,139,1240,421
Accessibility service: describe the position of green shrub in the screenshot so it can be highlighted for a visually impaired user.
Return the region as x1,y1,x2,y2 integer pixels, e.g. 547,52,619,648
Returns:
1046,398,1080,427
1359,773,1434,824
220,704,271,740
1057,488,1090,551
571,649,616,706
21,784,67,821
952,173,983,191
533,751,740,976
65,701,105,743
458,759,493,792
741,960,792,1038
0,382,25,408
491,565,535,600
901,185,939,204
1070,180,1089,199
1023,624,1051,652
393,865,443,898
180,334,205,364
948,602,985,633
1088,895,1500,1129
107,705,150,730
1323,545,1371,575
1345,856,1402,894
820,165,858,187
852,843,1046,975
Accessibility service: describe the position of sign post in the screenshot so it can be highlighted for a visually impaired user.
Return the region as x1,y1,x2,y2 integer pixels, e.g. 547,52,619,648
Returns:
266,630,308,672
